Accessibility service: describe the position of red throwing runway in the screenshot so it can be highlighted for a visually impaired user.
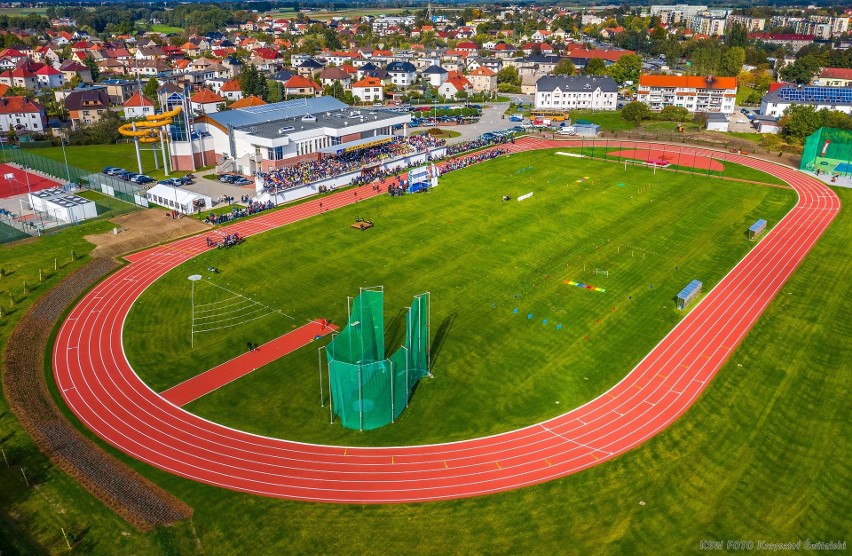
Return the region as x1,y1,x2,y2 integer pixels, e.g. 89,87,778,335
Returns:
53,139,840,503
607,148,725,172
161,320,338,407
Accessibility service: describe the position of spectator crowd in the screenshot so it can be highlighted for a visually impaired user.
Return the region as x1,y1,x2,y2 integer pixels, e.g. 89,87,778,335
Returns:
256,135,447,194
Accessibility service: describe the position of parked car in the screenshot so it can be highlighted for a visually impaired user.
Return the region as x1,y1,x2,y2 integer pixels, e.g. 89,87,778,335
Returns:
740,108,750,115
373,102,384,107
104,167,127,176
130,174,155,184
219,174,239,183
114,171,135,181
509,115,523,122
158,178,182,186
231,177,251,186
557,127,577,136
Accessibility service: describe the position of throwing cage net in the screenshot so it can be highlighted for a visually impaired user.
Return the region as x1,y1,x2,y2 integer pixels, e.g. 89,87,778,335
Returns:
326,288,430,431
801,127,852,175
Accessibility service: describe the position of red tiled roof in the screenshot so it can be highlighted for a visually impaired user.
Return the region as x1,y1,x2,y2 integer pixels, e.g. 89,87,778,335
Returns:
284,75,320,91
0,95,43,114
124,92,153,108
639,75,737,90
191,88,224,104
230,95,266,108
220,80,242,92
353,76,382,88
820,67,852,80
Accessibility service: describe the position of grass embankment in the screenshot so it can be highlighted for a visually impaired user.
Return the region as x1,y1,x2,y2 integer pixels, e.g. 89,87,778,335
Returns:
0,220,198,554
3,150,848,553
127,149,795,448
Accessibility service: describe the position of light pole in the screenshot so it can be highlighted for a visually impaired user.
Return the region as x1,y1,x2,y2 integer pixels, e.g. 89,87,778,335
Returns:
60,138,72,185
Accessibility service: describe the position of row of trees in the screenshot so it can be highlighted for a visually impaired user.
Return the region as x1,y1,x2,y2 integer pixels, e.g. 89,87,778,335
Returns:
780,104,852,143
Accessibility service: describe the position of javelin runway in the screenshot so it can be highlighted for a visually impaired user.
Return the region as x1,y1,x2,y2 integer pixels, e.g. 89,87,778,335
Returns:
53,139,840,503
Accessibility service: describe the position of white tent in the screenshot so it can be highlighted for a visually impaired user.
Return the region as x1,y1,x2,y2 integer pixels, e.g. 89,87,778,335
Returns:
146,183,212,215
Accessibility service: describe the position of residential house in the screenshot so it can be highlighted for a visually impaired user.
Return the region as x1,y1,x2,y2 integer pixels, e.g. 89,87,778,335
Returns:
123,92,155,119
468,66,497,94
65,88,111,128
282,75,321,97
101,79,137,105
296,58,324,77
386,61,417,87
190,88,225,115
0,96,46,132
422,65,449,87
351,76,384,104
220,79,243,102
59,60,92,83
534,75,619,110
813,68,852,88
35,64,65,89
439,73,472,99
319,66,352,90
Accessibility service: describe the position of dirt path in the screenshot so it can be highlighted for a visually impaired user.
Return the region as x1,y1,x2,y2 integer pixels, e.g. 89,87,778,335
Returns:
85,209,209,258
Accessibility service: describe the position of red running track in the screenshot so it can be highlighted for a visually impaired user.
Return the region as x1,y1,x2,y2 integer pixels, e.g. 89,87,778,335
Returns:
53,139,840,503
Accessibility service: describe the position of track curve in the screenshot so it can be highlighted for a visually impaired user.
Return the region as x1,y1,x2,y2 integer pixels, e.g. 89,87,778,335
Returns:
53,139,840,503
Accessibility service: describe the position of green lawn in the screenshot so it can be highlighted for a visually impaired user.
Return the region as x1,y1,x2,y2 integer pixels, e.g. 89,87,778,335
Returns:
737,85,758,106
0,152,846,553
148,24,184,34
570,110,634,131
125,150,796,447
75,189,141,219
23,143,192,181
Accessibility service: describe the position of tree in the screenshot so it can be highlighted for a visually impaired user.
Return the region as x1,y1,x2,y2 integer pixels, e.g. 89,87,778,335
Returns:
659,105,690,122
552,58,576,75
607,54,642,84
583,58,607,76
143,77,159,103
621,101,651,125
719,47,746,77
496,66,520,86
239,64,268,100
83,55,100,82
725,23,749,48
779,104,824,143
779,56,821,84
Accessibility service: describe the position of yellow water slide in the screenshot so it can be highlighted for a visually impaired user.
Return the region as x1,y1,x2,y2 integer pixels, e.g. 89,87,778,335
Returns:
118,106,182,143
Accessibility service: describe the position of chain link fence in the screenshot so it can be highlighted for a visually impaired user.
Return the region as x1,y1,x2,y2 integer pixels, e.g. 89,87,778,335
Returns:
0,146,147,244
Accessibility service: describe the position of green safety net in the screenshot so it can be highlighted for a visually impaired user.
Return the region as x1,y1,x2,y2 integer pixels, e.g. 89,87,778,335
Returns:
801,127,852,175
327,290,430,430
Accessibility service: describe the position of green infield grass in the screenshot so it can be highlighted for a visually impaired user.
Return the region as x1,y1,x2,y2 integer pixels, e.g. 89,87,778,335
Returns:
0,154,846,554
124,149,796,447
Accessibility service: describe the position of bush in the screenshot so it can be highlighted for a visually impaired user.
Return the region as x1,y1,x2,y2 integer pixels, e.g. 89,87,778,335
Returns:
621,101,651,125
658,106,691,122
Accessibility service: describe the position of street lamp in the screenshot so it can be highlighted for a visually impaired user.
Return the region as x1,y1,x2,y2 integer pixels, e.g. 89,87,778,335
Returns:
60,138,72,185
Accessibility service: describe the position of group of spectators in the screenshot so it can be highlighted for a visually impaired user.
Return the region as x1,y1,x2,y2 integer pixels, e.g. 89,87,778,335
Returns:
447,134,514,156
256,136,448,194
441,148,508,173
204,199,275,225
205,232,242,249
